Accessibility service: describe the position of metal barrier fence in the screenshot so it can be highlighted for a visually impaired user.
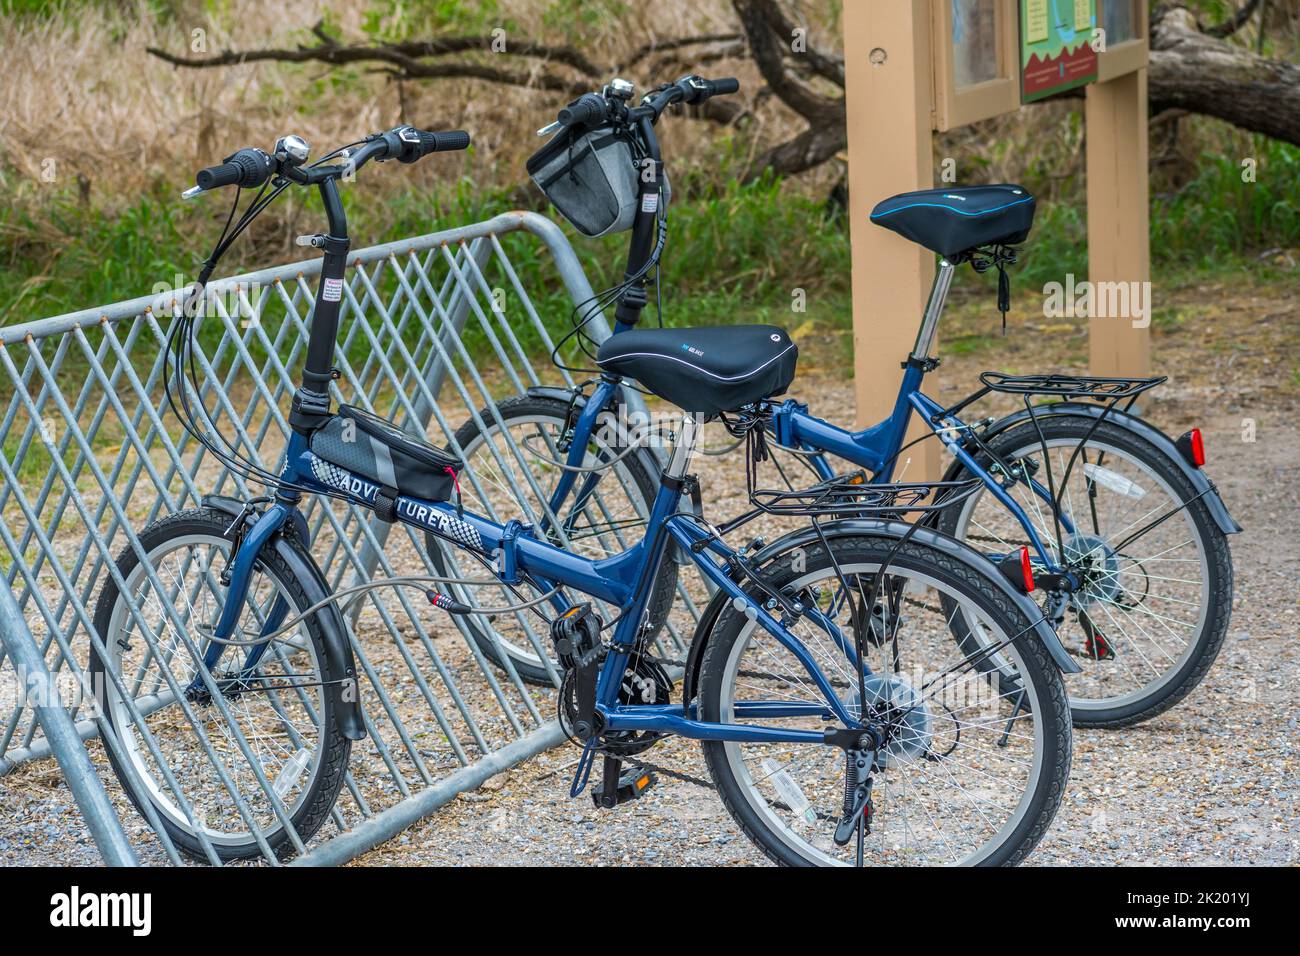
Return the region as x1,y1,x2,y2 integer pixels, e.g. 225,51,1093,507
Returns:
0,211,699,865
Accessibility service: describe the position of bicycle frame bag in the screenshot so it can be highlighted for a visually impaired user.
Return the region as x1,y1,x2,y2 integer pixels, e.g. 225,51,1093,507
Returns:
309,405,459,503
527,125,667,238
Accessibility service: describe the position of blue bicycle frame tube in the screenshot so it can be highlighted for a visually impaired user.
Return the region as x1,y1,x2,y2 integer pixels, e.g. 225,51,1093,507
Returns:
540,377,622,540
772,363,927,480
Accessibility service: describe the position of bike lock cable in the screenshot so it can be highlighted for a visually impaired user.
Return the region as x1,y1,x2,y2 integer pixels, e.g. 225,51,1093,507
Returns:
550,210,669,378
200,574,564,647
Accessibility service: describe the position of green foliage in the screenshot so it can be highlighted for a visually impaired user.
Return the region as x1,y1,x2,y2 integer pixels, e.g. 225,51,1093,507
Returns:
3,134,1297,368
541,0,629,31
1151,137,1300,266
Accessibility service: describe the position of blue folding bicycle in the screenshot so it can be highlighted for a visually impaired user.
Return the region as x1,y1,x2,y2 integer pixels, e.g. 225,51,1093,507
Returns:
90,82,1074,866
444,76,1239,731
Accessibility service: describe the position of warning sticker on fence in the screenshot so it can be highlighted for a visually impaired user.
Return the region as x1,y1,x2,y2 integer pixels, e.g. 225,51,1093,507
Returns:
322,277,344,302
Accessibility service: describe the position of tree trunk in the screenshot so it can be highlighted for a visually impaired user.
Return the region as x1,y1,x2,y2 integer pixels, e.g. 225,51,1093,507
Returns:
1148,6,1300,147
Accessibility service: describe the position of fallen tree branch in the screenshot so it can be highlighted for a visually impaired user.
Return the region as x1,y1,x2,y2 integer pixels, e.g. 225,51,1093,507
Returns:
147,26,751,125
1204,0,1265,38
732,0,845,179
620,33,743,71
1148,5,1299,146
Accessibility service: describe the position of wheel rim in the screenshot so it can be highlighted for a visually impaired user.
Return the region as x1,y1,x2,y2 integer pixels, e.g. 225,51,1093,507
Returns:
951,437,1211,711
717,561,1046,866
101,533,328,849
445,411,653,669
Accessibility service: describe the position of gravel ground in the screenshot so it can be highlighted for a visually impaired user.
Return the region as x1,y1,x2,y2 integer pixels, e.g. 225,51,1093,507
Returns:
4,284,1297,866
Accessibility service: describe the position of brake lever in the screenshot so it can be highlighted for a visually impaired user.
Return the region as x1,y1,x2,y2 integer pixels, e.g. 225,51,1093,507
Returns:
537,120,561,137
181,185,206,200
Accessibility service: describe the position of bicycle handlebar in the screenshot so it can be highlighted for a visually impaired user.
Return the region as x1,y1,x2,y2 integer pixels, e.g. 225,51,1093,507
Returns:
410,127,471,160
693,76,739,100
196,148,275,190
551,74,740,131
558,93,610,129
190,125,471,194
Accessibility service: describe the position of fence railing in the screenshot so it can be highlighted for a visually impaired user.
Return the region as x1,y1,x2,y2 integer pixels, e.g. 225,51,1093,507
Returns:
0,211,699,865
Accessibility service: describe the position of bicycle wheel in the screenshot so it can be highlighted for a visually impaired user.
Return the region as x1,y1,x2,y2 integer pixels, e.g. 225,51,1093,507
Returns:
426,394,677,685
937,416,1233,727
698,532,1071,866
90,508,351,862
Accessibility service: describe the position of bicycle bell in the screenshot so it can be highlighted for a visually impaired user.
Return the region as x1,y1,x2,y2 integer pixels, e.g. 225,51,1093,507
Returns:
274,135,311,166
606,78,634,100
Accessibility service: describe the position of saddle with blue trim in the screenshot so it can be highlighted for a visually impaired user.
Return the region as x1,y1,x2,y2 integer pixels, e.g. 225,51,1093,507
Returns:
870,184,1035,259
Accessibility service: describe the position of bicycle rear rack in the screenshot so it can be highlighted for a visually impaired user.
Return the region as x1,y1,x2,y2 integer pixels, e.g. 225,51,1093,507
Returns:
747,475,982,519
978,371,1166,401
740,421,982,520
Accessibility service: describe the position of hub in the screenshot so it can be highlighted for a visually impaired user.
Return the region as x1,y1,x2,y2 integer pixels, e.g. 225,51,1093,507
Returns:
859,675,932,766
1063,532,1121,608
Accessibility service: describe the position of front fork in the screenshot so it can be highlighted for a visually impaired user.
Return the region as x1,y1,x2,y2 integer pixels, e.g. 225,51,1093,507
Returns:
187,500,298,697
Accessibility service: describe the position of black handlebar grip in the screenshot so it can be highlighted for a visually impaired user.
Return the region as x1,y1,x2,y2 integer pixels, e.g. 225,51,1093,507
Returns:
708,77,740,96
417,129,471,157
195,162,241,190
557,93,607,129
195,147,273,190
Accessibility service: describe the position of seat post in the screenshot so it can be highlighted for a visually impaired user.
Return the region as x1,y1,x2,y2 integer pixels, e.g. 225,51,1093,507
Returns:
665,413,701,479
910,258,955,363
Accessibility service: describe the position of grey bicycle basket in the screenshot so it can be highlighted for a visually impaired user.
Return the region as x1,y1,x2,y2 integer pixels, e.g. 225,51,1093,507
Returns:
527,125,667,238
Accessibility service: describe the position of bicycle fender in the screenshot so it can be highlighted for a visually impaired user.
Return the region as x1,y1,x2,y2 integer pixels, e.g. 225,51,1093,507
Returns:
680,518,1080,706
202,495,367,741
948,403,1241,535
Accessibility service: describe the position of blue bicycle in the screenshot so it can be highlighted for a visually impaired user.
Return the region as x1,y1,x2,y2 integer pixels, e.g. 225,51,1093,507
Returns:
91,87,1073,865
449,78,1239,730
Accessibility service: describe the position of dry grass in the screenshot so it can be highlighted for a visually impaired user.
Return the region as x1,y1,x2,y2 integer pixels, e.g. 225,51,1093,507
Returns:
0,0,816,202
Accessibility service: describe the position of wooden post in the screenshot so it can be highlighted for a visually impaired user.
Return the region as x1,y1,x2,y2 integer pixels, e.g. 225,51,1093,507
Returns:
1085,67,1151,376
842,0,939,481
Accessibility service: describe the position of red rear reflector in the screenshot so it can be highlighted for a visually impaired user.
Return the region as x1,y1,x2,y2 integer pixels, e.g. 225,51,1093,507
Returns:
1189,428,1205,467
1019,547,1035,593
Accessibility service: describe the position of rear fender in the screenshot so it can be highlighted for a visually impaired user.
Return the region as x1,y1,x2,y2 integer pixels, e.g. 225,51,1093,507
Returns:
947,402,1240,534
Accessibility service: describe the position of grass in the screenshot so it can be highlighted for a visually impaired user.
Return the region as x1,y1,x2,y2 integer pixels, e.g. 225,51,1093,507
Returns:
5,136,1296,334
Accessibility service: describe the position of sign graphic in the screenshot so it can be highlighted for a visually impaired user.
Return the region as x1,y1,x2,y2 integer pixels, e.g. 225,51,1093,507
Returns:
1020,0,1098,102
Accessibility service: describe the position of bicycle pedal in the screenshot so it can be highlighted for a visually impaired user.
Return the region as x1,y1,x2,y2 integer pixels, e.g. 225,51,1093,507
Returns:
593,762,657,810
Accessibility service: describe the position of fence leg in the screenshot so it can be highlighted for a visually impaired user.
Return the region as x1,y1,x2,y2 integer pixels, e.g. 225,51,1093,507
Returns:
0,581,138,866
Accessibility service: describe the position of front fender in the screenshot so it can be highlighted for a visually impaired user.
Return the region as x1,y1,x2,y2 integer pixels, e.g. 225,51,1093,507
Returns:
679,518,1080,707
202,495,367,741
943,402,1241,535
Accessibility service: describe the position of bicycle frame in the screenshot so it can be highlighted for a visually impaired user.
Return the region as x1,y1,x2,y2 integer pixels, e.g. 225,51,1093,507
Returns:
201,415,866,748
768,389,1073,572
174,158,868,753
